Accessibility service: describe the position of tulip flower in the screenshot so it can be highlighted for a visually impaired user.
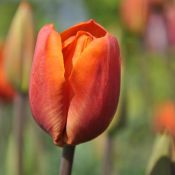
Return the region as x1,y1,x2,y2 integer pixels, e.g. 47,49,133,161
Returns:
0,44,15,102
4,2,34,175
144,13,168,53
154,102,175,137
147,103,175,175
29,19,121,147
4,1,34,93
121,0,149,34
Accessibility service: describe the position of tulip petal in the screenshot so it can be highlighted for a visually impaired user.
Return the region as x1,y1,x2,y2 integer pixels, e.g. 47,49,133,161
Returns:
29,25,68,146
61,20,107,42
65,34,120,144
63,31,94,79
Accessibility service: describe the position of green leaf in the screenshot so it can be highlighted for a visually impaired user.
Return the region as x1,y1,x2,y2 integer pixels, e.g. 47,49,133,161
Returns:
146,134,172,175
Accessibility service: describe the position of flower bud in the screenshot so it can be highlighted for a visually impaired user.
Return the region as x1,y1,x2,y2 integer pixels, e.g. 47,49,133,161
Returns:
154,102,175,137
144,13,168,53
29,20,121,146
121,0,149,34
4,2,34,93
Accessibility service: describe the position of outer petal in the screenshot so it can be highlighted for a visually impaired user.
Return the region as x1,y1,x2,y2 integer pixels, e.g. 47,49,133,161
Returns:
29,25,67,146
65,34,121,144
61,19,106,42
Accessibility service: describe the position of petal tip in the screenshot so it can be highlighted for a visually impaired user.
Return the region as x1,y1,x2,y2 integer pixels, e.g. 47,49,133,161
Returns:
38,24,55,38
88,19,101,26
44,24,55,30
88,19,96,23
19,1,32,9
39,24,55,34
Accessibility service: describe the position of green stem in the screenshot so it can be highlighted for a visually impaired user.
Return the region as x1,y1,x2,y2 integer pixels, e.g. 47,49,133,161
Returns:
59,145,75,175
102,134,113,175
14,93,27,175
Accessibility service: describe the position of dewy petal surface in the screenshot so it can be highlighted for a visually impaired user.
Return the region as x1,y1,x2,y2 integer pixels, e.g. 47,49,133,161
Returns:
65,34,120,144
29,25,68,146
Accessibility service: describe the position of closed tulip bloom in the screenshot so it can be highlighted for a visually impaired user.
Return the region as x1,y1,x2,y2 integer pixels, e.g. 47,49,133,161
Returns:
154,102,175,137
121,0,148,34
4,2,34,93
144,13,168,53
29,20,121,146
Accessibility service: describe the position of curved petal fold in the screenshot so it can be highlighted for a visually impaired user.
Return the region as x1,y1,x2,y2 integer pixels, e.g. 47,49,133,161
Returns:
29,25,68,146
65,34,120,144
61,20,107,42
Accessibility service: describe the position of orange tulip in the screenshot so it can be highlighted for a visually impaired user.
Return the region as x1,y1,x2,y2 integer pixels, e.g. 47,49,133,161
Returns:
29,20,121,146
121,0,149,34
154,102,175,137
0,44,15,102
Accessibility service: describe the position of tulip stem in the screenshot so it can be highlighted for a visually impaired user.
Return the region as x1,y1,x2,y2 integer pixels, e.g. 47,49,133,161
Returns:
59,145,75,175
14,93,27,175
102,134,114,175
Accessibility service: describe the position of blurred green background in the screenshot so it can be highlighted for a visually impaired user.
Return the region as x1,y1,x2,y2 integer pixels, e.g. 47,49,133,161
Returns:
0,0,175,175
